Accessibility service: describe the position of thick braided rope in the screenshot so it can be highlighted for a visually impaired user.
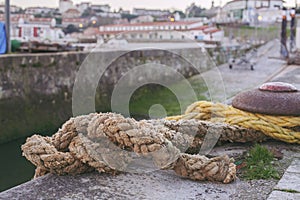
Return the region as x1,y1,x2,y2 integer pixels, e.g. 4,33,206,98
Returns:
166,101,300,144
22,113,238,183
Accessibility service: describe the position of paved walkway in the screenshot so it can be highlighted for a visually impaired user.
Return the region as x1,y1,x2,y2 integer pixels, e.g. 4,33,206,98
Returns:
196,39,287,102
266,65,300,200
0,40,299,200
268,154,300,200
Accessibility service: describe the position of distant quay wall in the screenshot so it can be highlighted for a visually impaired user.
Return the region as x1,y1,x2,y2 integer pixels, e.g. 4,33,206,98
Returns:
0,48,213,143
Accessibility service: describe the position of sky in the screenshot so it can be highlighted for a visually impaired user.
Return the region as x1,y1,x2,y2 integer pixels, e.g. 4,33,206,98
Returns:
3,0,299,11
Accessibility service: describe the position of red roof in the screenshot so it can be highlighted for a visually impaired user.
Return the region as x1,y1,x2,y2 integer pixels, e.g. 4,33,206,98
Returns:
203,28,221,34
29,18,52,22
97,26,221,36
84,27,101,36
64,8,81,14
189,25,209,31
101,21,202,28
63,18,88,23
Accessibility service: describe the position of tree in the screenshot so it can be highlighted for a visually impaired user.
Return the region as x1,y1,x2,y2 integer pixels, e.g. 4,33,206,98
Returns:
121,13,138,21
172,10,186,19
81,8,93,17
63,24,80,34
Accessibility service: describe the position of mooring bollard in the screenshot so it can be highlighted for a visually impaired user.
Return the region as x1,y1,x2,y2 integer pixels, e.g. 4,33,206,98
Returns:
232,82,300,116
167,82,300,144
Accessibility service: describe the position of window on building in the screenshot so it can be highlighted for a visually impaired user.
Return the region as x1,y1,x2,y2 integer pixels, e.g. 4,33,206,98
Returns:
131,33,136,38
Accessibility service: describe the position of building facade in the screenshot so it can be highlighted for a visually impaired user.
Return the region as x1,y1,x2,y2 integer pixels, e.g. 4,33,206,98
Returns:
62,8,81,18
99,21,223,42
59,0,74,14
25,7,56,15
132,8,170,17
131,15,154,24
0,4,22,13
216,0,283,24
62,18,89,28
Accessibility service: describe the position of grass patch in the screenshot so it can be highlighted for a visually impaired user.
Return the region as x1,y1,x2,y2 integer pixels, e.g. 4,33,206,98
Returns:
242,144,280,180
221,24,280,43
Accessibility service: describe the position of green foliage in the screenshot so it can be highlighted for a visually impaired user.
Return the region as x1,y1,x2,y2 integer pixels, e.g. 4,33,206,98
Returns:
55,17,62,25
222,24,280,43
129,77,208,118
243,144,280,180
121,13,138,21
63,24,80,35
172,10,186,19
19,64,27,68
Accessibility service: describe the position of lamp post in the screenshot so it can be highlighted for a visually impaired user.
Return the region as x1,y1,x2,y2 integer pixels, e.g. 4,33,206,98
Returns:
290,9,296,52
5,0,11,53
280,9,288,59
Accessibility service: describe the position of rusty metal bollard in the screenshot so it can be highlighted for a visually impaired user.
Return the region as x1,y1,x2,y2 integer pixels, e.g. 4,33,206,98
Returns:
232,82,300,116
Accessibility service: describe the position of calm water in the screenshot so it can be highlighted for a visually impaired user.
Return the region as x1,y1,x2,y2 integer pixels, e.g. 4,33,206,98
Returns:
0,137,35,192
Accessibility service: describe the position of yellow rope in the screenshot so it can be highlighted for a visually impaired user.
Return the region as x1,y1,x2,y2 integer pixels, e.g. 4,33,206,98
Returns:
166,101,300,144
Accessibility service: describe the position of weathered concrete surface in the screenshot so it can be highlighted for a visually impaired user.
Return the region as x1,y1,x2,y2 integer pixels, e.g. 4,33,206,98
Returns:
1,40,299,199
271,158,300,195
0,48,208,101
274,171,300,193
1,141,298,200
197,40,287,102
268,191,300,200
0,171,239,200
271,65,300,89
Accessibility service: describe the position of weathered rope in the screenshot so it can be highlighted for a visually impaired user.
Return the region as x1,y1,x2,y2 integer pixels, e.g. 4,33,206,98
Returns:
22,113,245,183
166,101,300,144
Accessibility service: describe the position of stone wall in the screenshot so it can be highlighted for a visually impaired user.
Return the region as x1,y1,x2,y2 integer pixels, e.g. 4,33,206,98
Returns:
0,48,213,143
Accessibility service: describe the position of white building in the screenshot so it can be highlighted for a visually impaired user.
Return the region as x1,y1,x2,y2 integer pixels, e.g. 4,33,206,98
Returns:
99,21,223,42
91,4,111,13
132,8,170,17
25,7,56,15
7,17,64,41
96,12,121,18
59,0,74,14
216,0,283,24
0,4,22,13
76,2,90,13
16,24,64,41
131,15,154,24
